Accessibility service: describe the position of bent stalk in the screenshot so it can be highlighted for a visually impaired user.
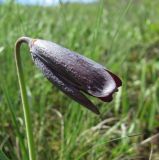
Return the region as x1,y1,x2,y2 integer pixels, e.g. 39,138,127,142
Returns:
15,37,36,160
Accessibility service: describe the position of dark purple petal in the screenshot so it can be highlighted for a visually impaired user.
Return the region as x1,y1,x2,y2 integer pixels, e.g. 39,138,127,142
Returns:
106,70,122,87
99,94,113,102
33,55,100,114
29,38,122,114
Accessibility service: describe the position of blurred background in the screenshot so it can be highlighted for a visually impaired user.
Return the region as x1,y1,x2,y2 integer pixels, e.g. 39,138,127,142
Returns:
1,0,97,5
0,0,159,160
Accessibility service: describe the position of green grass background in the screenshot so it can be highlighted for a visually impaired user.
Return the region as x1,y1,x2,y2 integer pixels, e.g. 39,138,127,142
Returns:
0,0,159,159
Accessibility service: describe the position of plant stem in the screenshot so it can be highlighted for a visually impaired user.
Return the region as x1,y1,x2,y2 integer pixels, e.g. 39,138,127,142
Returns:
15,37,36,160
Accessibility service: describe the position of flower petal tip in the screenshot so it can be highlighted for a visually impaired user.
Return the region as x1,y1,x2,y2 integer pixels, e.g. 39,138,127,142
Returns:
99,71,122,102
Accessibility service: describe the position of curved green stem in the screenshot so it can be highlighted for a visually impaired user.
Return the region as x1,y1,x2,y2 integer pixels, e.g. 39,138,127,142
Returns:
15,37,36,160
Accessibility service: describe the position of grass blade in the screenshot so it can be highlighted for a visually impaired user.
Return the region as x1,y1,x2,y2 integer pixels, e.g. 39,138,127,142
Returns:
0,150,10,160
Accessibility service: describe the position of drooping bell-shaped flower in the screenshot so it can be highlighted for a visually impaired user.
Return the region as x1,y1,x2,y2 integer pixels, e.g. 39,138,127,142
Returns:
16,37,122,114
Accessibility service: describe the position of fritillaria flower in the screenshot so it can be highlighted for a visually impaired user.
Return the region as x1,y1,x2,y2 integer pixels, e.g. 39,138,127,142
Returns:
16,37,122,115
